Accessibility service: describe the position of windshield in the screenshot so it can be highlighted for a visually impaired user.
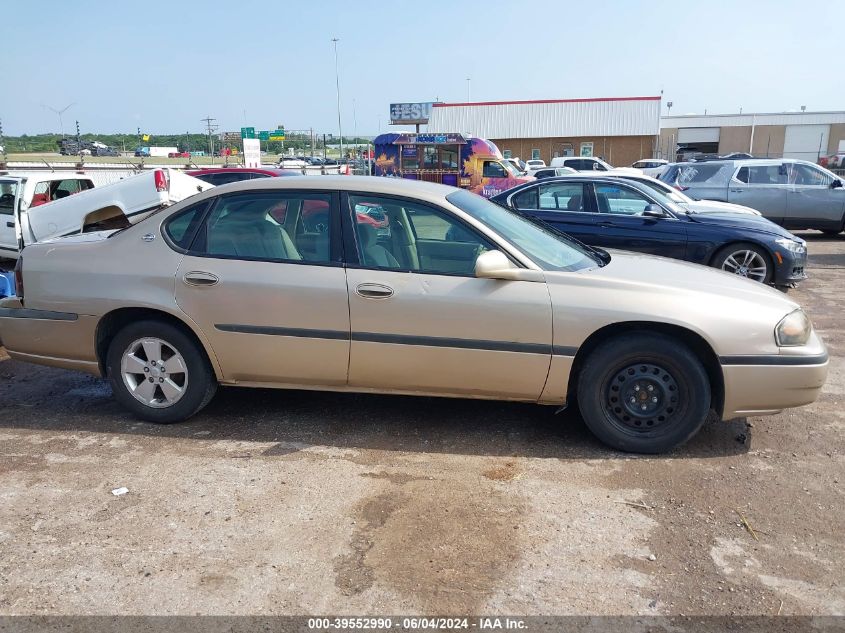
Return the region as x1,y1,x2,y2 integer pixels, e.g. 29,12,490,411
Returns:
630,177,692,205
631,184,688,216
446,189,600,272
501,160,522,177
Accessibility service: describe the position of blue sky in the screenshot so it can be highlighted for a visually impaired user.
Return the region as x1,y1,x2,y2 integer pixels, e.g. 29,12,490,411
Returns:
3,0,843,136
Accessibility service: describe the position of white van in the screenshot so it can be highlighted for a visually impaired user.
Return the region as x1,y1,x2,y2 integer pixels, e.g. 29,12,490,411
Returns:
550,156,642,174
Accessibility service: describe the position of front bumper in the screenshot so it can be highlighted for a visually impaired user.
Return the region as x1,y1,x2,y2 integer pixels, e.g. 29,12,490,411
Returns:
720,335,828,419
771,247,808,286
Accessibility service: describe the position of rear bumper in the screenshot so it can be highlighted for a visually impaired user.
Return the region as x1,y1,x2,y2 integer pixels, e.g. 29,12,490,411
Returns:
0,299,101,376
721,351,829,419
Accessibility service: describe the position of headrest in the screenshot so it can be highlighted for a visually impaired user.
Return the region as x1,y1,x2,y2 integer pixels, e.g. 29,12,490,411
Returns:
358,222,377,247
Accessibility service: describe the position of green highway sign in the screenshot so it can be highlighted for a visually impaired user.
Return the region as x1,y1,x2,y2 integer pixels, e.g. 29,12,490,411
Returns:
240,127,255,139
258,130,270,141
269,128,285,141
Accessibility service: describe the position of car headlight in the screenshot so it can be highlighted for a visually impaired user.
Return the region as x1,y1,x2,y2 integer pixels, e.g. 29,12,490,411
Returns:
775,309,812,346
775,237,806,254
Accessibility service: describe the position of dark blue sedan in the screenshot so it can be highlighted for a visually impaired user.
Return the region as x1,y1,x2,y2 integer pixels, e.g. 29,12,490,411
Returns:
490,176,807,288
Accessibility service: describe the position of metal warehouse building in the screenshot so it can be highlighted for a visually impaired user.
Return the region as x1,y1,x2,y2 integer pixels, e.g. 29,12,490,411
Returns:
426,96,661,167
659,111,845,162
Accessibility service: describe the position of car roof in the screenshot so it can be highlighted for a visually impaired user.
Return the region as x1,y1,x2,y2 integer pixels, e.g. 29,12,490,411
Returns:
0,172,92,182
187,167,298,177
184,175,464,205
670,158,807,167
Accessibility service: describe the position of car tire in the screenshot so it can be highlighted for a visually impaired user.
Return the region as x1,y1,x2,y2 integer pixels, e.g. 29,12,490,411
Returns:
106,320,217,424
576,333,711,454
712,242,773,284
821,229,841,236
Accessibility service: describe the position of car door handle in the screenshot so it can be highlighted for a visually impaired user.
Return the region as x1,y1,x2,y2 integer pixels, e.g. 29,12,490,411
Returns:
597,221,615,228
183,271,219,286
6,222,14,228
356,283,394,299
730,188,744,193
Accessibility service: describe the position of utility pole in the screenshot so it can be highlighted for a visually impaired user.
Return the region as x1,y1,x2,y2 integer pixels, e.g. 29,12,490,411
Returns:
332,38,343,161
201,116,218,162
466,78,471,102
76,120,83,165
0,118,8,168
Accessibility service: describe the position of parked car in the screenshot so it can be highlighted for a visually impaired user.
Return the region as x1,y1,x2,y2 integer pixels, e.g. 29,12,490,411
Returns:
630,159,669,178
92,146,120,157
550,156,641,174
279,157,307,169
819,152,845,169
168,151,191,159
525,159,546,170
0,169,211,259
491,175,807,288
134,148,150,157
532,167,578,179
603,173,762,215
0,177,828,454
660,159,845,234
186,167,299,186
506,158,528,174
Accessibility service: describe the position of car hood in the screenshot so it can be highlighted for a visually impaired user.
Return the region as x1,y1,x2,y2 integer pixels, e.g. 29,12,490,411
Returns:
683,211,799,240
681,199,761,216
542,249,802,355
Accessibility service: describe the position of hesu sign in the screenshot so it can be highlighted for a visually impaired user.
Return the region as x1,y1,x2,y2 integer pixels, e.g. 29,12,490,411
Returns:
390,102,433,124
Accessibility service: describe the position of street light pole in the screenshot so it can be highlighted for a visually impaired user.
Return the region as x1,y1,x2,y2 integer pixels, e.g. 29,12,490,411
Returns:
332,37,343,162
466,78,471,102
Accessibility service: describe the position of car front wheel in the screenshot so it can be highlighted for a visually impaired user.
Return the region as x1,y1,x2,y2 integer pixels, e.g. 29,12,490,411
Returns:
712,243,772,284
576,333,711,454
106,320,217,423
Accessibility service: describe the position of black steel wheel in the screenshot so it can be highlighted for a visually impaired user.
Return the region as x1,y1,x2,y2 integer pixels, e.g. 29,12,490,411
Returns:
576,332,711,453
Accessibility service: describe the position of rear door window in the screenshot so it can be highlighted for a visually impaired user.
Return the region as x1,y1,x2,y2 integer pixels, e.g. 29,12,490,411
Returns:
538,183,588,212
736,165,787,185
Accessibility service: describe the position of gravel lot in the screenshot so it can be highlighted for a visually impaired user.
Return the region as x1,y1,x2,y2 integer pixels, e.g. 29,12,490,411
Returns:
0,232,843,617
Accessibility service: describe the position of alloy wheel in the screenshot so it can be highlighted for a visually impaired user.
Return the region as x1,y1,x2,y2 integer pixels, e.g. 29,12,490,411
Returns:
720,249,768,282
120,338,189,409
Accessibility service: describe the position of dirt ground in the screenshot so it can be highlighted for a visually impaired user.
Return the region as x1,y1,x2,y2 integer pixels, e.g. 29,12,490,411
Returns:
0,232,843,618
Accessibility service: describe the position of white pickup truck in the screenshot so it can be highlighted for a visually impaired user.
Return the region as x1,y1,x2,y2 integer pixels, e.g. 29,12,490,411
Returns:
0,169,212,260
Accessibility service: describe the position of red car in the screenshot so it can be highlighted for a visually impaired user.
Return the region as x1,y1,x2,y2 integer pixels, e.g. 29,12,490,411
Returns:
168,151,191,158
186,167,299,186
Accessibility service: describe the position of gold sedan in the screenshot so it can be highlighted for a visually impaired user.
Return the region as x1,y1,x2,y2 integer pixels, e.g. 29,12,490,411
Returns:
0,176,828,453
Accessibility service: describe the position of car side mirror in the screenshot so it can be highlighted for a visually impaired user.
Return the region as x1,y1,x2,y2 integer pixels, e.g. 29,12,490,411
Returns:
831,179,843,189
642,204,666,218
475,249,544,282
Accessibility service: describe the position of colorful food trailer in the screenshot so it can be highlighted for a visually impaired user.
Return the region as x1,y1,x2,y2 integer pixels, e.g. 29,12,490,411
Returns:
373,133,532,198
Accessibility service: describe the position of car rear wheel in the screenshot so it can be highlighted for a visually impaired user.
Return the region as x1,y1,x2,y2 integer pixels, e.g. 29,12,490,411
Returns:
712,243,772,284
106,320,217,423
821,229,841,236
576,333,711,454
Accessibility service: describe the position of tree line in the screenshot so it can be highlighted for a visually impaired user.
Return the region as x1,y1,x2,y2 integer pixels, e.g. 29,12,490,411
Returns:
2,133,375,154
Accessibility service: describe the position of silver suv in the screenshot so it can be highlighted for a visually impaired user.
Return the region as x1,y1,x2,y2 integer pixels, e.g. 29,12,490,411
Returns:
660,159,845,234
